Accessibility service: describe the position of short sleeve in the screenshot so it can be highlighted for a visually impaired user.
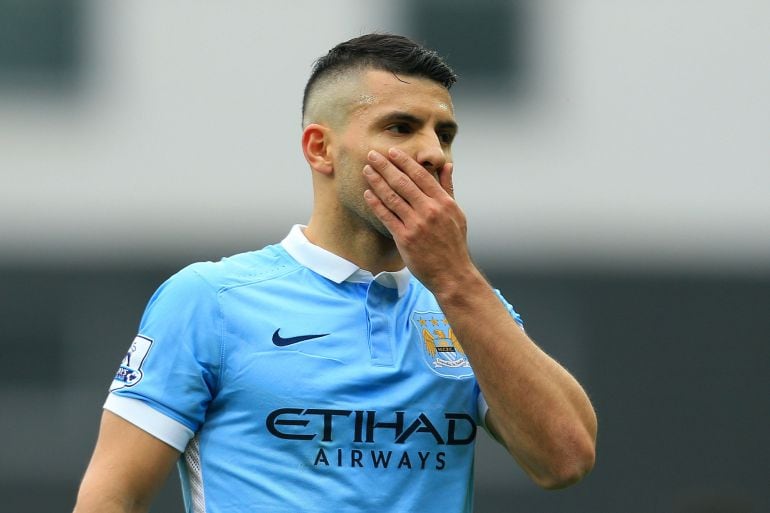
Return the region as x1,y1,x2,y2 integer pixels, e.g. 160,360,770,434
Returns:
493,288,524,328
105,265,222,451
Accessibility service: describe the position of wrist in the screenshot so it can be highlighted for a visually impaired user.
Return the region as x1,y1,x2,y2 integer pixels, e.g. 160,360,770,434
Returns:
431,266,490,308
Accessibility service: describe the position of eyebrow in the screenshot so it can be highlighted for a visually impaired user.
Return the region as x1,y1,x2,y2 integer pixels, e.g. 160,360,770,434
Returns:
376,111,459,133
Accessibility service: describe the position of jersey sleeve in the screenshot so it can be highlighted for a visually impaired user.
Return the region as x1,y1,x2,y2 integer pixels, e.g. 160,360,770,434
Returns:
104,265,222,452
494,288,524,329
477,289,524,432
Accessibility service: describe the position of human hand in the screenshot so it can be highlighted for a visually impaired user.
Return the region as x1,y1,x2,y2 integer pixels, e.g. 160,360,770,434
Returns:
362,147,475,292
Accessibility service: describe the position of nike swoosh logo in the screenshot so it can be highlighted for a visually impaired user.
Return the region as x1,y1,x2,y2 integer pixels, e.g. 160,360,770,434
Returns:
272,329,330,347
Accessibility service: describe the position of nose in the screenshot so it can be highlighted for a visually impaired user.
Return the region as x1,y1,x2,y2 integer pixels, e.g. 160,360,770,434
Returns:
412,132,447,174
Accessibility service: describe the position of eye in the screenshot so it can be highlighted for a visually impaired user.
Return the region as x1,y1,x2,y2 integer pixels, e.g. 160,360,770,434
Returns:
438,130,456,145
386,123,412,135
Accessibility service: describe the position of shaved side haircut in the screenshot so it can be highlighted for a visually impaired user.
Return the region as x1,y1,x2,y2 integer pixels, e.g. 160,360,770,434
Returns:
302,33,457,128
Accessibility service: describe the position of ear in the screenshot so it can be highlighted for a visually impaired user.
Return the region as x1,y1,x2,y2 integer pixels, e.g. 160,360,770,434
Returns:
301,123,334,175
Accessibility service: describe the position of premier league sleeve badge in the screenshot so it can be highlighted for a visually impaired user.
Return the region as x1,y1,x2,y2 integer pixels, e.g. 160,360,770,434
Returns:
109,335,154,391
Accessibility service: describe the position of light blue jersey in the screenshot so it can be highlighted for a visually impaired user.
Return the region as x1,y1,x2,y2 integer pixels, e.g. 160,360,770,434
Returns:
105,225,522,513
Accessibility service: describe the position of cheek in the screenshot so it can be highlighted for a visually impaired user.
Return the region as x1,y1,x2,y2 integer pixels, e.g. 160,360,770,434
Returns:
362,132,398,155
340,129,389,164
336,147,367,188
340,138,371,167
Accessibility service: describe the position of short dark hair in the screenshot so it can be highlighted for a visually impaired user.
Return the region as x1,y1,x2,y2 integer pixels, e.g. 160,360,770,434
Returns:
302,33,457,120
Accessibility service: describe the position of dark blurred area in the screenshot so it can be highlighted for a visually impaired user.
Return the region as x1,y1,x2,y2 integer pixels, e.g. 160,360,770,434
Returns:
0,0,82,90
403,0,530,97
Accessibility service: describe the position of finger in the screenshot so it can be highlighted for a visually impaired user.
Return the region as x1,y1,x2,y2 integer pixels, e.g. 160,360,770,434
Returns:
363,189,405,235
438,162,455,199
367,150,429,207
363,165,415,223
386,148,447,199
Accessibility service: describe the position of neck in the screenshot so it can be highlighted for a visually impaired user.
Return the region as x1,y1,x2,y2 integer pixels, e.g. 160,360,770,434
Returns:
304,214,404,275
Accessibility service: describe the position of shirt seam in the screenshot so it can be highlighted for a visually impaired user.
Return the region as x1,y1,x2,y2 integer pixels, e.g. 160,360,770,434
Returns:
187,268,228,396
190,254,307,392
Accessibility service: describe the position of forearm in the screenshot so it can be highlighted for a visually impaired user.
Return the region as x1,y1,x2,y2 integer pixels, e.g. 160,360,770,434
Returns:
360,147,596,485
73,477,150,513
73,495,147,513
72,411,180,513
434,268,597,488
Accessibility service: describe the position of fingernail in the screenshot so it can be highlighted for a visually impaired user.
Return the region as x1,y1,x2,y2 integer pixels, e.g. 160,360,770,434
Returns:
363,165,374,175
368,150,381,162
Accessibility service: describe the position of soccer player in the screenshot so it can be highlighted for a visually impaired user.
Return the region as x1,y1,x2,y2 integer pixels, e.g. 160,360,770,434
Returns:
73,33,597,513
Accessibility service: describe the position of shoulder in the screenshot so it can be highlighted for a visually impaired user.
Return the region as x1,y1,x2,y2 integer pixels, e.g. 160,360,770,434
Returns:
174,243,302,293
142,244,302,319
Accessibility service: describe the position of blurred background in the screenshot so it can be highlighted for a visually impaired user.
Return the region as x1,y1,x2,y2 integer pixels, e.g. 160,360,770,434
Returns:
1,1,768,512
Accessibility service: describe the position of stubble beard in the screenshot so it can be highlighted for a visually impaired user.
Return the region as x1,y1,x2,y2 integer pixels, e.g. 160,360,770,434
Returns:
336,149,394,241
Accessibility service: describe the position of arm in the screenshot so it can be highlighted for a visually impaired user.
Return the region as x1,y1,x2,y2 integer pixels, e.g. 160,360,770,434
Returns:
73,410,181,513
363,148,597,489
432,270,597,488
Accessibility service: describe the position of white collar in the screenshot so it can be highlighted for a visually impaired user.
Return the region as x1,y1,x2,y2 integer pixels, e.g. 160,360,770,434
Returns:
280,224,412,297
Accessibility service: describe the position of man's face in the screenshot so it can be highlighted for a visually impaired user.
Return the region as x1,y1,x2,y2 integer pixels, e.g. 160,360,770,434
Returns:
331,69,458,238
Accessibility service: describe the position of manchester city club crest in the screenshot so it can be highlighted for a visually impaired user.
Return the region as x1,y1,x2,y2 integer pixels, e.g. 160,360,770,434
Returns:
410,311,473,379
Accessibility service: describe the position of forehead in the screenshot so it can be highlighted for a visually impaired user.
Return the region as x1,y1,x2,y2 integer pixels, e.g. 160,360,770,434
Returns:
350,69,455,119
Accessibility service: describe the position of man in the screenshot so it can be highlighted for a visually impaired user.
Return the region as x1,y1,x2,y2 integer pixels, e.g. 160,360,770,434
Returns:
73,33,597,513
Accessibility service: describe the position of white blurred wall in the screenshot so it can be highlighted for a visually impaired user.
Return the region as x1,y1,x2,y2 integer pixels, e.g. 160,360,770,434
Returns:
1,0,768,271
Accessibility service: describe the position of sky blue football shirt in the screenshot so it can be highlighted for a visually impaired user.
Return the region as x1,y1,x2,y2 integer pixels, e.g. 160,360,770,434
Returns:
105,225,523,513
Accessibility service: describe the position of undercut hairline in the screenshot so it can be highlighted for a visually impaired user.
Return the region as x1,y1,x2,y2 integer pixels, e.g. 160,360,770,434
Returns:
302,65,447,129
